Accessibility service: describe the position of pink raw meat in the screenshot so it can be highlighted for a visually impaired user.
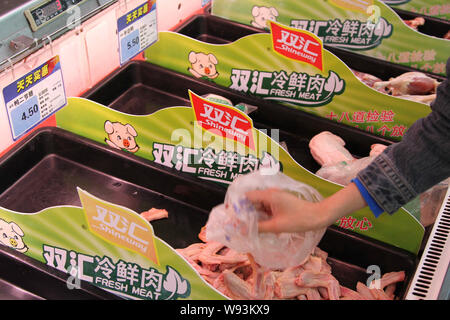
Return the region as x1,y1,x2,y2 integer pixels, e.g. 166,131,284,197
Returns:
309,131,355,167
373,72,439,96
295,270,341,300
177,224,406,300
140,208,168,222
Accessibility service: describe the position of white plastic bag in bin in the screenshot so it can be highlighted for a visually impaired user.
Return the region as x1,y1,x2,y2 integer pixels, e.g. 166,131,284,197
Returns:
205,171,327,269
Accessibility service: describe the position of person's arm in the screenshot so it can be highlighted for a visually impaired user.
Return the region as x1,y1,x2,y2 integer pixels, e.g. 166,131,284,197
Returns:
356,59,450,214
246,59,450,234
246,182,368,234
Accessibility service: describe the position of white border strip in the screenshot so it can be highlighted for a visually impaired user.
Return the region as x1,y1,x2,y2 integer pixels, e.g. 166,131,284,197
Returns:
406,185,450,300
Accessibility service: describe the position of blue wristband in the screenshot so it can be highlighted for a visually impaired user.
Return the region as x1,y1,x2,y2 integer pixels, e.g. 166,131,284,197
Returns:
351,178,384,218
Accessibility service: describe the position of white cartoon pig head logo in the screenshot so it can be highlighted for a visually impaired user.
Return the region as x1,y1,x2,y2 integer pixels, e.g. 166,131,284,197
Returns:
0,219,28,253
251,6,279,29
104,120,140,153
188,51,219,80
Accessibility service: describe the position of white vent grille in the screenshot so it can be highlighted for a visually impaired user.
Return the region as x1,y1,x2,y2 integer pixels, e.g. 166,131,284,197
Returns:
406,185,450,300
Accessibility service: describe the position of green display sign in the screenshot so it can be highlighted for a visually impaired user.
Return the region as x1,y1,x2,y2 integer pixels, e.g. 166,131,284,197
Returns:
211,0,449,75
0,188,225,300
144,26,431,141
382,0,450,20
54,96,425,255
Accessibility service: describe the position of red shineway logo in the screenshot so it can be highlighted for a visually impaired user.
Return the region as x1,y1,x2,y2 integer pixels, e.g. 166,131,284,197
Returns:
270,21,324,71
189,91,256,151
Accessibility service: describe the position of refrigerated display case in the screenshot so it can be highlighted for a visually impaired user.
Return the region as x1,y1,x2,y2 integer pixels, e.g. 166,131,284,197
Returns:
0,0,448,301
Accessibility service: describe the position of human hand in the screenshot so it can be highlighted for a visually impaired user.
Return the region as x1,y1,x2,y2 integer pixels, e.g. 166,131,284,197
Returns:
245,188,328,234
246,182,369,234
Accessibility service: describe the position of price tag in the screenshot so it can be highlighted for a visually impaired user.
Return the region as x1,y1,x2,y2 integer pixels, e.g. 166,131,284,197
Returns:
117,0,157,65
2,56,67,140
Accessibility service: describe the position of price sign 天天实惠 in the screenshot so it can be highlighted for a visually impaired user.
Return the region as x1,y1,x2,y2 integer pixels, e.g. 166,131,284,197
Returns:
117,1,158,65
2,56,67,140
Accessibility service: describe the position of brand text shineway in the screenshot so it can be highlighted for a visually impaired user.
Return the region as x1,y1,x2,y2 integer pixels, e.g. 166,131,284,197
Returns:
199,103,251,144
93,205,150,253
276,30,320,64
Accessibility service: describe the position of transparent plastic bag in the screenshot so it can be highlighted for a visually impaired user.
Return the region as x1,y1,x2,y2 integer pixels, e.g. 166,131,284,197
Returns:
205,171,326,269
403,178,449,227
309,131,387,186
419,178,449,227
316,157,376,186
202,94,258,114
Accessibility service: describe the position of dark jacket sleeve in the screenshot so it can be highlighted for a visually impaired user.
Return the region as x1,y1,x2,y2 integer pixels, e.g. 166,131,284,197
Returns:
356,58,450,214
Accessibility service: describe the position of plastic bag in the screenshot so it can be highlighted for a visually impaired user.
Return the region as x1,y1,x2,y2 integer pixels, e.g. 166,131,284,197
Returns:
316,157,376,186
205,171,326,269
309,131,388,186
202,94,258,114
403,178,448,227
309,131,354,167
419,178,449,227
